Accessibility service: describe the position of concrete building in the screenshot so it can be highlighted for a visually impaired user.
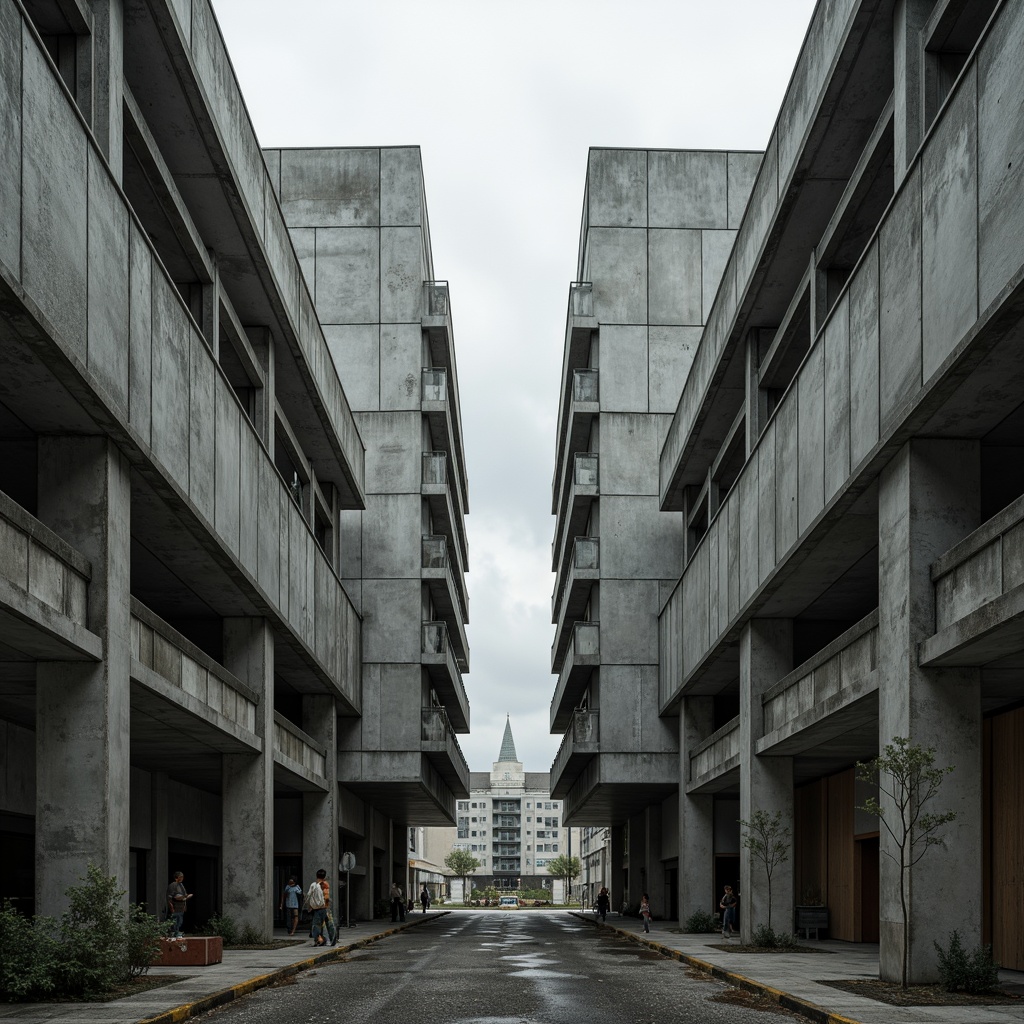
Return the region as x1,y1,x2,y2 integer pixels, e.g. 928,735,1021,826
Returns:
554,0,1024,984
427,718,581,899
548,147,761,921
0,0,468,930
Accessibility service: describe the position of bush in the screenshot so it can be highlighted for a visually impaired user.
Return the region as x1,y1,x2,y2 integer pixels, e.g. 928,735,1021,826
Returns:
751,924,796,949
199,912,238,945
237,923,266,946
0,902,61,1001
59,865,131,995
934,930,1000,994
684,909,720,934
125,905,167,978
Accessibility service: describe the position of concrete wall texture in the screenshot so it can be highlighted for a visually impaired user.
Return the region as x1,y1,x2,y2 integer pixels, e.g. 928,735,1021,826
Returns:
0,0,469,930
550,0,1024,981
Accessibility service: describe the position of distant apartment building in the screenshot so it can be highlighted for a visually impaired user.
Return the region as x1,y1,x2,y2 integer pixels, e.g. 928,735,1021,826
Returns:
427,719,581,898
0,0,468,930
549,147,760,921
553,0,1024,984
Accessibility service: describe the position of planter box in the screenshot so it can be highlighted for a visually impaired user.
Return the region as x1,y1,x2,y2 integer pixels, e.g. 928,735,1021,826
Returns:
155,935,223,966
795,906,828,940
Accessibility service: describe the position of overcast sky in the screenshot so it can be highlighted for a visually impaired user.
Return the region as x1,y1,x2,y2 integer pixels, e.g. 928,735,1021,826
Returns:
211,0,819,773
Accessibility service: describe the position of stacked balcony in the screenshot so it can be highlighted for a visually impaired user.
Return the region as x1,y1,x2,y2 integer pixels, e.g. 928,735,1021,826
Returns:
551,536,600,672
422,451,470,590
421,706,471,794
422,534,469,668
421,621,470,731
550,621,600,731
550,708,600,798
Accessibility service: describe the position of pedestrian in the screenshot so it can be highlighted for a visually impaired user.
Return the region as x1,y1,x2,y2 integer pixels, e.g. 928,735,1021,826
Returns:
420,885,430,913
719,885,738,938
279,876,302,935
307,868,331,947
390,881,404,922
640,893,652,933
596,886,610,923
165,871,192,938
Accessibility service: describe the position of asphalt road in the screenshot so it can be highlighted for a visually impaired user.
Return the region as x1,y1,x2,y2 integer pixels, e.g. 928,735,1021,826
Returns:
194,911,792,1024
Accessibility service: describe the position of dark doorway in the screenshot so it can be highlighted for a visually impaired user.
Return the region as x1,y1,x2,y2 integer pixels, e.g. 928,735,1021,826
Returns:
664,865,678,922
858,836,879,942
0,817,34,917
273,856,302,930
167,841,219,930
714,855,740,924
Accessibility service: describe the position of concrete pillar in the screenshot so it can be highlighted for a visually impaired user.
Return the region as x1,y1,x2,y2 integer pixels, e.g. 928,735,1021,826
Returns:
878,439,982,983
626,811,645,907
610,824,625,913
302,694,338,909
89,0,124,180
221,618,274,937
147,772,169,917
644,804,667,919
739,619,794,940
679,697,715,923
35,437,131,916
893,0,930,183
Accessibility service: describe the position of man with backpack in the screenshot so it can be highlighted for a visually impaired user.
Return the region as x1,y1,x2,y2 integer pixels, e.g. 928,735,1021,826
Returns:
306,869,333,946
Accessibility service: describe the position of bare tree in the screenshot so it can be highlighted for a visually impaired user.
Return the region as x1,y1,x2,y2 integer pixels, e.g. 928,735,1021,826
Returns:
857,736,956,989
739,809,791,934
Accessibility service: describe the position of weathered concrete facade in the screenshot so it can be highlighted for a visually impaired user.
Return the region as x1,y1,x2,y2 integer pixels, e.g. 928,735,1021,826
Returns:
654,0,1024,980
548,148,760,920
0,0,468,929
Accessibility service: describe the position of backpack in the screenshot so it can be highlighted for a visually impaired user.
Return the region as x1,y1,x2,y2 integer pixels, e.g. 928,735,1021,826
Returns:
306,880,325,910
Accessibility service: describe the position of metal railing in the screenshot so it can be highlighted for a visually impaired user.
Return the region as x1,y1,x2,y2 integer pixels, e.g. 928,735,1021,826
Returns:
422,451,447,486
422,367,447,402
422,535,448,569
425,280,449,317
573,368,599,403
570,281,593,317
573,452,599,489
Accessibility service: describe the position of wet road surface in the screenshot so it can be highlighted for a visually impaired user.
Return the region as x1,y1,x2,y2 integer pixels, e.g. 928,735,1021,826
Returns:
194,911,793,1023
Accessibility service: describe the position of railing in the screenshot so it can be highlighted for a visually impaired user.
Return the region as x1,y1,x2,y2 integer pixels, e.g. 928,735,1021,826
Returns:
689,718,740,784
422,535,449,569
273,713,327,779
572,537,600,572
422,451,447,486
573,368,599,404
570,281,594,317
421,706,471,775
574,453,599,489
425,280,449,317
551,708,600,783
422,367,447,402
422,621,450,656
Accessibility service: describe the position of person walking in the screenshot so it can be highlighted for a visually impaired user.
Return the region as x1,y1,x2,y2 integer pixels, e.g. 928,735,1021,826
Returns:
279,876,302,936
307,869,330,946
596,886,610,923
420,885,430,913
640,893,652,933
165,871,192,938
390,881,404,922
720,885,738,938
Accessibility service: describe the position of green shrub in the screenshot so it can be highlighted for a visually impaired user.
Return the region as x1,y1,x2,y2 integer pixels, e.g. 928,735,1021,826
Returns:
59,865,130,995
125,905,169,978
0,902,61,1001
751,924,795,949
934,930,1000,993
199,912,238,945
237,923,266,946
684,909,719,934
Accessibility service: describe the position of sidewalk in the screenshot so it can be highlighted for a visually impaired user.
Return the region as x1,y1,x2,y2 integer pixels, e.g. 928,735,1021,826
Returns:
0,911,448,1024
577,912,1024,1024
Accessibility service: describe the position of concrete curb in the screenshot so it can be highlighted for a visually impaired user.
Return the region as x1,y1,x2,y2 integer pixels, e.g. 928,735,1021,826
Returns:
137,912,448,1024
569,912,863,1024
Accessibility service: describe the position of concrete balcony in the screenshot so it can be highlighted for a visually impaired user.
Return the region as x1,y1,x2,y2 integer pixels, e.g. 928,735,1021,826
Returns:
421,622,470,731
273,713,329,791
563,747,678,823
687,718,740,794
551,452,599,581
422,451,470,572
922,496,1024,668
552,368,600,515
421,706,471,795
550,709,600,799
758,610,879,766
551,537,600,669
554,283,598,440
421,535,469,668
550,621,600,732
0,489,99,662
421,366,470,549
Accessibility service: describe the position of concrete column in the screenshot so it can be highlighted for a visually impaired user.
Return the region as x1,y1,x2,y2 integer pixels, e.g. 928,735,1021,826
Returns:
35,437,131,916
147,772,169,917
679,697,715,923
644,805,666,919
302,694,338,907
610,824,625,913
221,618,274,937
739,619,794,941
893,0,930,183
89,0,124,179
878,439,982,982
626,811,645,906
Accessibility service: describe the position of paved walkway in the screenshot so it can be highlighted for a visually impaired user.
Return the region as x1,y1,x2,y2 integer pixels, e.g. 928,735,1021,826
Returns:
1,910,1022,1024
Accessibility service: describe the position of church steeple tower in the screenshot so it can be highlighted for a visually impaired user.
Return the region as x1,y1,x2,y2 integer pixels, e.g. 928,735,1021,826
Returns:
498,714,518,762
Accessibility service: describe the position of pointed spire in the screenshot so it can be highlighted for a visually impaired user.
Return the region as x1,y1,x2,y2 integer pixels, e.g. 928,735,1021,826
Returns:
498,714,518,762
